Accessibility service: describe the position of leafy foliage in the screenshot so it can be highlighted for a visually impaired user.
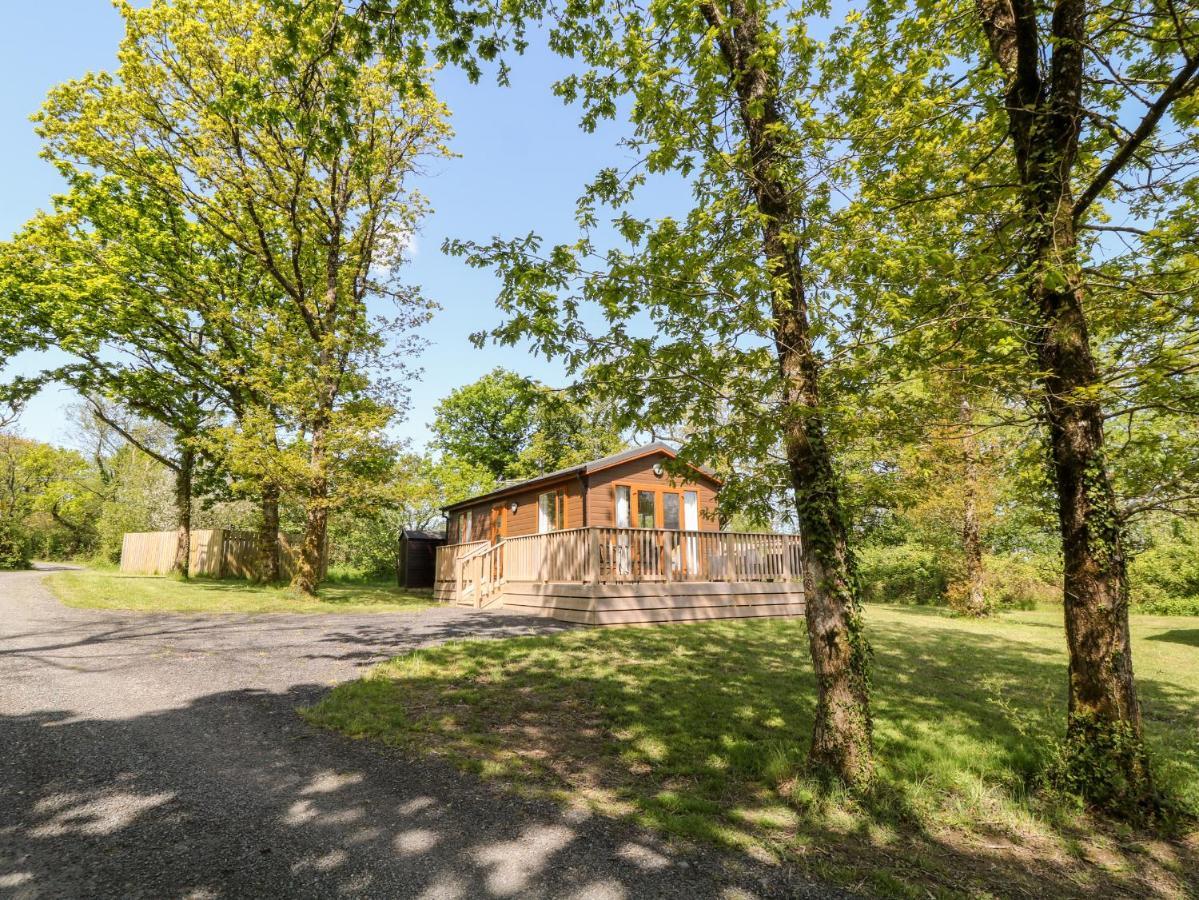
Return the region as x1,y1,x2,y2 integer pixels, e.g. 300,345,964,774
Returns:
430,368,625,480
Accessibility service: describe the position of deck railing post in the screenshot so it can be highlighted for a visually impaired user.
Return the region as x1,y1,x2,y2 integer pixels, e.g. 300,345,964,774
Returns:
782,535,792,581
588,528,600,584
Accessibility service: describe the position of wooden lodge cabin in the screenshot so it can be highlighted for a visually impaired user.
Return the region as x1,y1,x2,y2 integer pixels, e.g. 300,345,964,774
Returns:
436,443,805,625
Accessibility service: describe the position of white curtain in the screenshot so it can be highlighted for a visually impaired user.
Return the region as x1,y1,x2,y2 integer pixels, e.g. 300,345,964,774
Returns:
616,486,631,527
614,486,631,576
683,492,699,576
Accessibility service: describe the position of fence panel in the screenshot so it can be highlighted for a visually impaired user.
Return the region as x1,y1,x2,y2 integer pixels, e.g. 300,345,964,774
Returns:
120,529,305,580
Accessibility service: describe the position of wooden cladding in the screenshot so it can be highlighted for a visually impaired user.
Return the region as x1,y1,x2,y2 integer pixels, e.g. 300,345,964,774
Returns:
445,450,721,541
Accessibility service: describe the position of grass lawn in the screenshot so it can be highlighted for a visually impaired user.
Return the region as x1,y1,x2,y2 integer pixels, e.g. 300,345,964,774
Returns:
46,569,437,615
305,604,1199,899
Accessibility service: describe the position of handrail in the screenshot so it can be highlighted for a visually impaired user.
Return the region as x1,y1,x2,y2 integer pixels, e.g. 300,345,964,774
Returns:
503,527,803,586
435,540,488,584
440,528,802,601
457,540,507,607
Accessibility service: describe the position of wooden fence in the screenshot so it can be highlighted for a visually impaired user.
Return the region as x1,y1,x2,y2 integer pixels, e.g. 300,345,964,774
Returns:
119,529,305,580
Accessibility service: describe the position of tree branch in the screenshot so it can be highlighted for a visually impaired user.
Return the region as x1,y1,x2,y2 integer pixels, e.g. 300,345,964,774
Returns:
1074,55,1199,220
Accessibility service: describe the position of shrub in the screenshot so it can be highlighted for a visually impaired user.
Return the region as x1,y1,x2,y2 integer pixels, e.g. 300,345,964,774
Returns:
0,522,31,570
982,554,1059,610
1130,584,1199,617
859,544,1058,610
857,544,952,605
1129,522,1199,615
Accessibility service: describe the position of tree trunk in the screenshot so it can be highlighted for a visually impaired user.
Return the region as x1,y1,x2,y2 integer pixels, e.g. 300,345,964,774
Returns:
785,393,874,784
959,399,987,616
292,425,328,596
172,445,194,579
975,0,1154,813
1033,211,1152,809
699,0,873,785
259,484,281,584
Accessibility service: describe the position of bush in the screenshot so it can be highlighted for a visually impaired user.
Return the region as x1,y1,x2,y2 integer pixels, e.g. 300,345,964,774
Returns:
1129,584,1199,616
1130,522,1199,615
857,544,952,605
858,544,1058,610
982,554,1059,610
0,522,31,570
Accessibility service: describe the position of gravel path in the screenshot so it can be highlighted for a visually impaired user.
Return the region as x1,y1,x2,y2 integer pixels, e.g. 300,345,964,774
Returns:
0,567,845,899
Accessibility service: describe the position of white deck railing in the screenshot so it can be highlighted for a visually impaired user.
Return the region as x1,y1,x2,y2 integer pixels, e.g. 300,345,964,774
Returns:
436,527,802,591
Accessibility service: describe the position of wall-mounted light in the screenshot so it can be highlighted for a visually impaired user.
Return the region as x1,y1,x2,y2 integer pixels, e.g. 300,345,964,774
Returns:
509,501,519,514
652,463,664,477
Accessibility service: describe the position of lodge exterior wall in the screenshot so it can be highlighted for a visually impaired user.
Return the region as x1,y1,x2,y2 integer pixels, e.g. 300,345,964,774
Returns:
444,450,723,543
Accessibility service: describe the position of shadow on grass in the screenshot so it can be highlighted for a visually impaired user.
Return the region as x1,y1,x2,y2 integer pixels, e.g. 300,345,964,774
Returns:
308,616,1198,898
1144,629,1199,648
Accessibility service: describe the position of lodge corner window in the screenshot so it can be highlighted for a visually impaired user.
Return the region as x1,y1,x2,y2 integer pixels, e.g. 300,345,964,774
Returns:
538,490,565,533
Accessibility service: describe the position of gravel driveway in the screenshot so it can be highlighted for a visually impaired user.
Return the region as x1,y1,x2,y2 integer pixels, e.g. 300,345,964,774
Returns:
0,567,843,899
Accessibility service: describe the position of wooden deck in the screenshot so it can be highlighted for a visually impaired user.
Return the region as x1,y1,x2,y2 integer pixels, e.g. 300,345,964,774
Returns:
435,528,805,626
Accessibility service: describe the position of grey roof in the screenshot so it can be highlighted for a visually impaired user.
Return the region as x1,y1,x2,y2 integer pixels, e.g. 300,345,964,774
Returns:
442,442,720,512
401,529,446,541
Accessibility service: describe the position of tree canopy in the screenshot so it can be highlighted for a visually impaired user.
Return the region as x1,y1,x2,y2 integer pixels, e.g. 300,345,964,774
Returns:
430,368,626,481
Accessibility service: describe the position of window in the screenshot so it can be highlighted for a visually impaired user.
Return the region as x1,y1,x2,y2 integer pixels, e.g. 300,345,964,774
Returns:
461,509,473,542
683,491,698,530
615,485,631,528
636,490,657,529
538,490,564,533
662,492,680,530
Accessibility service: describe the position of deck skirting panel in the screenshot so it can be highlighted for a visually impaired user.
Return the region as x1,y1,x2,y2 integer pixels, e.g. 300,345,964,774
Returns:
501,581,804,626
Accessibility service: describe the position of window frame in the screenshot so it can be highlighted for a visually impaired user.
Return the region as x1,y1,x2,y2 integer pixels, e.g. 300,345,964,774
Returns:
616,483,692,531
538,488,566,533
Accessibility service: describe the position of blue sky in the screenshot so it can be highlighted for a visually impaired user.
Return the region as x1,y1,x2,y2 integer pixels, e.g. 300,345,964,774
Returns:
0,2,663,451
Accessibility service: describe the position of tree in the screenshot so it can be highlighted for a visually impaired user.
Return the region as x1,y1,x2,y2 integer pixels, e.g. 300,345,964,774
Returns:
430,369,541,480
325,451,496,574
0,431,105,564
34,0,451,595
513,387,627,478
430,368,626,480
450,0,875,784
393,452,497,530
835,0,1199,811
2,198,225,578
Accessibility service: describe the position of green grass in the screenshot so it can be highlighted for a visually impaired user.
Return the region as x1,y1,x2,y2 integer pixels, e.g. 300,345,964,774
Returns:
46,568,437,615
305,605,1199,898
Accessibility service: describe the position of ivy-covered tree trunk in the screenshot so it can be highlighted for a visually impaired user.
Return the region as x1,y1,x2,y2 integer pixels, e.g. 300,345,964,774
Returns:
1032,207,1151,808
258,484,281,584
978,0,1153,809
782,369,874,784
700,0,873,785
172,444,194,579
959,399,987,616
